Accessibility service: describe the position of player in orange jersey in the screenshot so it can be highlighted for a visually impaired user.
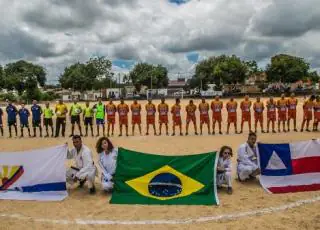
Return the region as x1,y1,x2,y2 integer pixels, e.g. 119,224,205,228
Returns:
240,95,252,133
185,100,198,135
211,96,223,135
130,99,142,136
287,93,298,132
266,97,277,133
158,98,169,135
106,98,117,137
226,97,238,134
117,98,129,137
199,98,210,135
277,94,288,132
300,95,315,132
313,96,320,131
171,98,183,136
253,97,265,133
145,99,157,136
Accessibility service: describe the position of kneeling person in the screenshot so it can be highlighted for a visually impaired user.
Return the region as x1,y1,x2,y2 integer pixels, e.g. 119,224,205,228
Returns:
66,135,97,194
96,137,118,192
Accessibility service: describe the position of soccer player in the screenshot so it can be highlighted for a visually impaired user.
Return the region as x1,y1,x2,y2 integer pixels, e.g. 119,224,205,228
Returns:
55,99,68,137
117,98,129,137
313,96,320,131
199,98,210,135
106,98,117,137
93,97,106,137
300,95,316,132
0,107,3,136
185,100,198,135
6,100,18,138
18,102,31,137
253,97,265,133
211,96,223,135
43,102,54,137
145,99,157,135
277,94,288,132
69,99,83,137
287,93,298,132
158,98,169,136
266,97,277,133
226,97,238,134
83,102,94,137
31,100,43,137
131,99,142,136
240,95,252,133
171,98,183,136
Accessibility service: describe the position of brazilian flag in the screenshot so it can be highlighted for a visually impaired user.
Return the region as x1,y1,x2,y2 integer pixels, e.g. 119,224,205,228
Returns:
110,148,219,205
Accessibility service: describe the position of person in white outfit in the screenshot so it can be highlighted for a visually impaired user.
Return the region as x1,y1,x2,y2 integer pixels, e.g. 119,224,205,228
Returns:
217,146,233,194
237,132,260,181
66,135,97,194
96,137,118,192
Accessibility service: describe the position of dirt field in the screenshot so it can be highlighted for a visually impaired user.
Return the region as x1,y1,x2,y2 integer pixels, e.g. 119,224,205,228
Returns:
0,97,319,230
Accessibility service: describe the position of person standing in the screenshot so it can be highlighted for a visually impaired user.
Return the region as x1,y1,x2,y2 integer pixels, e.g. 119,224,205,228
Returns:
277,94,288,132
83,101,94,137
226,97,238,134
117,98,129,137
253,97,265,133
55,99,68,137
6,101,18,138
69,99,83,137
240,95,252,133
171,98,183,136
287,93,298,132
266,97,277,133
106,98,117,137
158,98,169,136
31,100,43,137
66,135,97,194
43,102,54,137
199,98,210,135
145,99,157,136
237,132,260,182
300,95,316,132
313,96,320,131
211,96,223,135
96,137,118,192
131,99,142,136
185,100,198,135
217,146,233,194
93,97,106,137
0,107,3,136
18,102,31,137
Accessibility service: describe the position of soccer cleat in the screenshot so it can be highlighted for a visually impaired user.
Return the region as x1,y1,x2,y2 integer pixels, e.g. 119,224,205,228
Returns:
89,186,96,195
227,187,233,195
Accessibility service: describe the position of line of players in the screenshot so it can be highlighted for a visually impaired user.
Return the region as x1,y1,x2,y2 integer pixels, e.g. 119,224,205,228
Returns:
0,93,319,138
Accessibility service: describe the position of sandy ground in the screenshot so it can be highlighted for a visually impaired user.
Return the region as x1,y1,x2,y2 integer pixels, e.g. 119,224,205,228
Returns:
0,97,319,230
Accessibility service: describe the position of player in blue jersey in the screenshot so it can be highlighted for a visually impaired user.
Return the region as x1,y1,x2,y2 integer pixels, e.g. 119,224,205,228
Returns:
0,107,4,136
6,101,18,138
31,100,43,137
18,102,31,137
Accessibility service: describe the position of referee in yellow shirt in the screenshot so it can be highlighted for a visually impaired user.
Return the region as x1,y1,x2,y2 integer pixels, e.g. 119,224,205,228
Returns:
55,99,68,137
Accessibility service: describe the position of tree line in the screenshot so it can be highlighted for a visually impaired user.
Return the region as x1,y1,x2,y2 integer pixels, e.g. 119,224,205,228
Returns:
0,54,319,101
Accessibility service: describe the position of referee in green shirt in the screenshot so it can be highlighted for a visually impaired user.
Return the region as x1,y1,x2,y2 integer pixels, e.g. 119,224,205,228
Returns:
69,99,83,137
43,102,54,137
83,101,94,137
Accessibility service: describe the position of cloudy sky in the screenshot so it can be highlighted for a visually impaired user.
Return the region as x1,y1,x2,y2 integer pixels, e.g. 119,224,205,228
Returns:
1,0,320,84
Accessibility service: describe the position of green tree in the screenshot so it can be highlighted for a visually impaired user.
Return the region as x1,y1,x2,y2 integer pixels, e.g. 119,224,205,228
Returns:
3,60,46,96
0,65,4,89
128,63,169,92
265,54,315,83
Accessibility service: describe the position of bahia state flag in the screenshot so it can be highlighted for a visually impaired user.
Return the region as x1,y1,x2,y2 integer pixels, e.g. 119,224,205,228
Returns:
110,148,219,205
257,139,320,194
0,145,68,201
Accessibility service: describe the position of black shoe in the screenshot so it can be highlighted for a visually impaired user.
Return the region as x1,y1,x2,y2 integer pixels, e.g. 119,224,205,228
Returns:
89,186,96,195
78,180,86,188
227,187,233,195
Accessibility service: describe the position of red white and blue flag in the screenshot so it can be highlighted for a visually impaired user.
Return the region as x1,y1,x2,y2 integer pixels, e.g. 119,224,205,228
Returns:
257,139,320,194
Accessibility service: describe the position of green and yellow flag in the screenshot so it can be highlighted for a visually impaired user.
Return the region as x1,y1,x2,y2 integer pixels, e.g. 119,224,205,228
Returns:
110,148,219,205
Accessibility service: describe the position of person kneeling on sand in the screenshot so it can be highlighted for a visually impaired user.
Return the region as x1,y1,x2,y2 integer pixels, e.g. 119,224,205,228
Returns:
66,135,97,194
96,137,118,192
217,146,233,194
237,132,260,181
